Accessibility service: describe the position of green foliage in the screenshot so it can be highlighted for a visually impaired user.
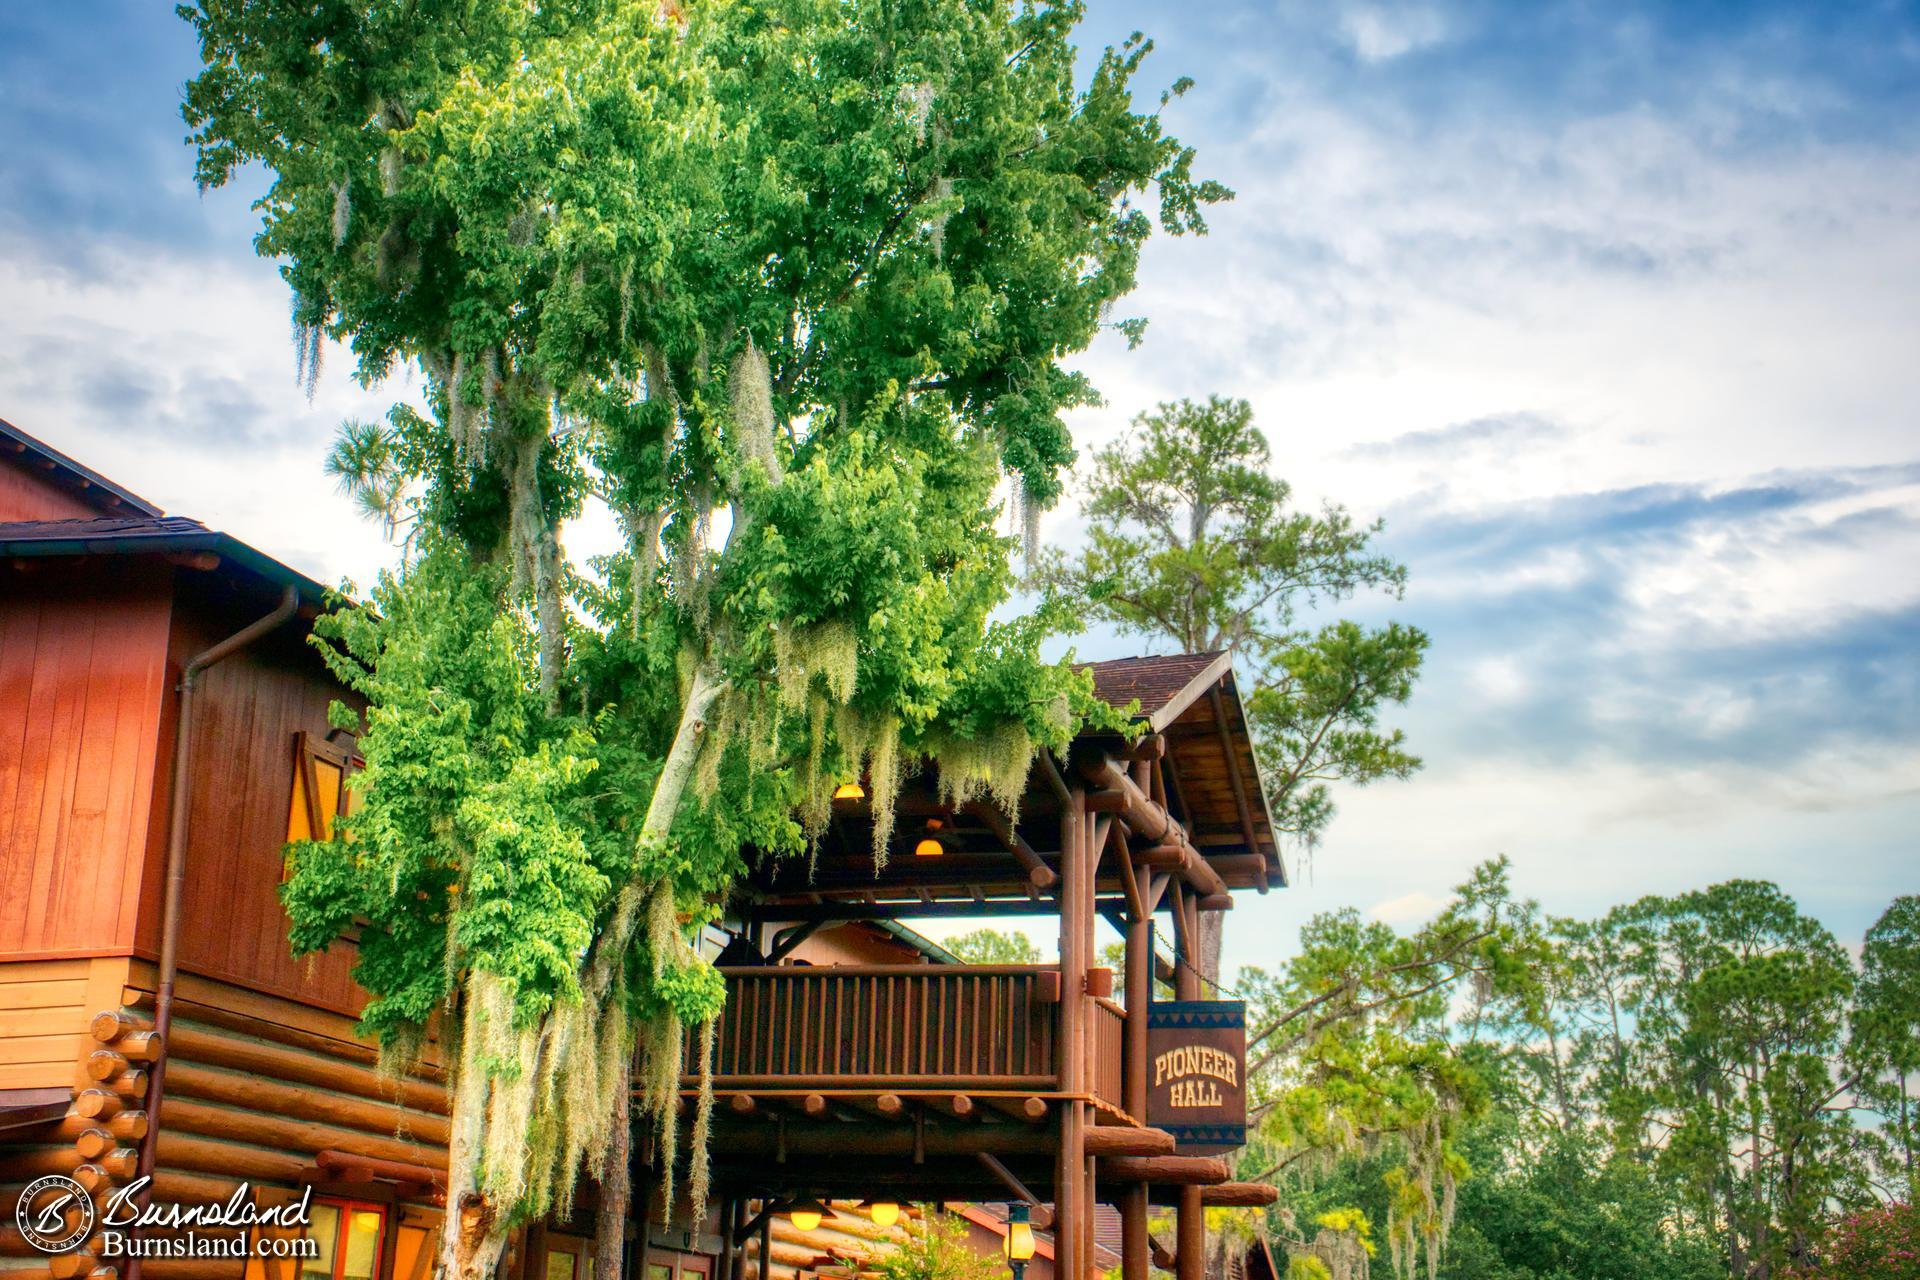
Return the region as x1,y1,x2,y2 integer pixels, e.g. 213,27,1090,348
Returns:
1241,858,1547,1280
944,928,1043,965
286,548,633,1040
1854,898,1920,1202
1592,882,1863,1276
1270,880,1919,1280
1038,395,1425,847
1435,1119,1724,1280
874,1209,1004,1280
182,0,1222,1267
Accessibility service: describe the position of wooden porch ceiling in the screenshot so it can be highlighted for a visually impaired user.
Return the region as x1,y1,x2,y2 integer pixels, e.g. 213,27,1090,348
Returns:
736,653,1283,920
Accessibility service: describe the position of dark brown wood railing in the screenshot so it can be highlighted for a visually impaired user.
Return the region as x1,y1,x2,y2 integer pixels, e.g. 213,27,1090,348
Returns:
687,965,1063,1089
1090,996,1126,1115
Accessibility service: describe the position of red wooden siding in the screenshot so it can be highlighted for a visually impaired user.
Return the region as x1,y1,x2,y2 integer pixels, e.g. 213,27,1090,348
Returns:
0,459,105,521
0,562,173,956
144,577,366,1016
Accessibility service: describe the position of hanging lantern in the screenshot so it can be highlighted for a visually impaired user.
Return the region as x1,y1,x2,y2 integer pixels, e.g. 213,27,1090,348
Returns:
913,836,944,857
862,1200,901,1228
833,782,865,800
785,1195,833,1232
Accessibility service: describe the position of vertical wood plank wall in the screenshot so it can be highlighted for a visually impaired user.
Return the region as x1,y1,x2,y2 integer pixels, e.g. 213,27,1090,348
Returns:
139,577,366,1015
0,461,105,520
0,563,174,957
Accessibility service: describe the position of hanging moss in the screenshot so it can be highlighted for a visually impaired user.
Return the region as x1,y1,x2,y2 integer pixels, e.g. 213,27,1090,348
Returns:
730,337,780,483
924,720,1033,820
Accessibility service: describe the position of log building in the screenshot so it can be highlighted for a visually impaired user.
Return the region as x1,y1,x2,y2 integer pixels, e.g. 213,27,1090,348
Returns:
0,419,1285,1280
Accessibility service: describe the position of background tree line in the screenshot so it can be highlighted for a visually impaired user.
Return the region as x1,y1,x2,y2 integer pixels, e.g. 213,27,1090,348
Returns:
969,395,1920,1280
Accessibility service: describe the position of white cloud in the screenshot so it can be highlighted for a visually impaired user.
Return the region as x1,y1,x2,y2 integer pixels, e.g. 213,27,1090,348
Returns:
1367,889,1448,925
1338,5,1449,63
1468,655,1531,704
0,239,411,588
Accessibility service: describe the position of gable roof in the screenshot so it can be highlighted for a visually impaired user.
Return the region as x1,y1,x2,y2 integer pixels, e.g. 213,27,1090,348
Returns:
0,417,163,517
1082,650,1234,732
0,514,330,605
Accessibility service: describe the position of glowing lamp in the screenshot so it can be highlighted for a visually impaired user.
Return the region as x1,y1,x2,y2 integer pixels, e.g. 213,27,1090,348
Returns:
833,782,866,800
863,1200,901,1227
914,837,944,858
785,1195,832,1232
1004,1202,1036,1266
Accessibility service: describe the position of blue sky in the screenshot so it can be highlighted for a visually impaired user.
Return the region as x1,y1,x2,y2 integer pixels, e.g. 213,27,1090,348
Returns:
2,2,1914,972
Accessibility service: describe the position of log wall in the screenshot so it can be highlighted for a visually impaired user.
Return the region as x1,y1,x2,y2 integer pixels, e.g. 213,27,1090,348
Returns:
0,969,449,1279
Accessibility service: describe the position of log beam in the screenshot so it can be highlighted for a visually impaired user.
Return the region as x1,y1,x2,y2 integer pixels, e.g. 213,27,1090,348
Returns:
966,803,1058,891
1082,1126,1176,1157
1099,1155,1231,1186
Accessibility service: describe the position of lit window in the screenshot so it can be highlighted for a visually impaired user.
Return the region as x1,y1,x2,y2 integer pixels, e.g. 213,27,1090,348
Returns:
287,731,363,846
295,1199,386,1280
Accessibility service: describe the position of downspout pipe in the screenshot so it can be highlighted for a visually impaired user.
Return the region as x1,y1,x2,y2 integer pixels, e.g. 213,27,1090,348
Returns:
129,585,300,1250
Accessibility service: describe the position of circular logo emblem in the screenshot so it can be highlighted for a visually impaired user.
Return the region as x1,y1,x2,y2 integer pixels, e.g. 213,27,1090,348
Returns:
15,1174,94,1255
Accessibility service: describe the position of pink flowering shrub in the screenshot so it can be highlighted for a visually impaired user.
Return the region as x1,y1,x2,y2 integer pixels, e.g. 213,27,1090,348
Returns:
1792,1204,1920,1280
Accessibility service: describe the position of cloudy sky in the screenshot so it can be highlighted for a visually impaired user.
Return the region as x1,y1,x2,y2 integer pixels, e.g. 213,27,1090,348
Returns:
3,2,1914,972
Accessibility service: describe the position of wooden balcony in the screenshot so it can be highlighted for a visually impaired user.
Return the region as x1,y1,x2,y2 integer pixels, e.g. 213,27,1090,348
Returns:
682,965,1128,1114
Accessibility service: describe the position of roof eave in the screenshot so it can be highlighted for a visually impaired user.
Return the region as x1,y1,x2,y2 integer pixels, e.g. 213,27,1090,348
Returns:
0,529,330,605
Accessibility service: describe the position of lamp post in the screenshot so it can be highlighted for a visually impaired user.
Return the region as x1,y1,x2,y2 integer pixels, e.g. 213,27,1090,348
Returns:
1003,1203,1035,1280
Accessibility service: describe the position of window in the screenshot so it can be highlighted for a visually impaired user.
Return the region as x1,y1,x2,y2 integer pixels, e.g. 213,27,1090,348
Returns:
544,1233,595,1280
298,1199,387,1280
288,730,363,845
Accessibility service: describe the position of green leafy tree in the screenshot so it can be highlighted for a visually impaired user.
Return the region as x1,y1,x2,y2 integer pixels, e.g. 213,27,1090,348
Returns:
180,2,1224,1275
1599,882,1865,1279
944,928,1043,965
1239,858,1549,1279
1037,394,1426,973
1853,898,1920,1201
1435,1117,1724,1280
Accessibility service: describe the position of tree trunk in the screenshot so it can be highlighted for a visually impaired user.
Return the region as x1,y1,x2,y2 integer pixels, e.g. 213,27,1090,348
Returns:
439,990,509,1280
1195,910,1223,988
594,1060,634,1280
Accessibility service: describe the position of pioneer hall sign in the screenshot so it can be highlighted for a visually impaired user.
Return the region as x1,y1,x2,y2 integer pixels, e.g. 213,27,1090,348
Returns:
1145,1000,1248,1153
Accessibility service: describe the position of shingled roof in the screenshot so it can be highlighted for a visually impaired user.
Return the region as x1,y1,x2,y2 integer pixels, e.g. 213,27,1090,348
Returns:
1081,650,1234,732
0,515,209,543
0,512,329,603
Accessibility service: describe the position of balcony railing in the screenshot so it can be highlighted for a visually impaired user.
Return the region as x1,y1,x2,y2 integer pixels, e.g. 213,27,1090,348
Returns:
1089,996,1126,1113
686,965,1113,1093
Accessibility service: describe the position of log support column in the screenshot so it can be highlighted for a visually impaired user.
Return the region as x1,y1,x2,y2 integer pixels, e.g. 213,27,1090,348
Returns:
1120,1185,1150,1280
1056,786,1091,1280
1173,879,1205,1280
1122,864,1155,1280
